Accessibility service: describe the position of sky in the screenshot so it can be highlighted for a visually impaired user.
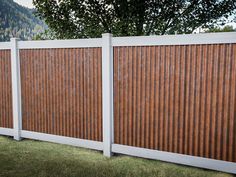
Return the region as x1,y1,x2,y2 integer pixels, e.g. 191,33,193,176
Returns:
14,0,34,8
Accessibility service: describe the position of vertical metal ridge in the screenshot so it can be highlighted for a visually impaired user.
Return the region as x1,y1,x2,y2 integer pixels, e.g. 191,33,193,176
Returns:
0,50,12,128
37,49,41,133
154,46,160,150
203,45,209,158
9,50,13,128
164,46,169,151
91,48,97,140
117,47,121,144
41,50,47,133
124,47,128,145
184,45,190,154
169,46,175,152
75,49,79,138
0,51,2,127
97,48,102,141
91,48,95,140
71,48,75,137
128,47,133,146
132,46,137,147
149,46,155,149
142,46,146,148
145,46,151,148
114,47,118,143
83,48,87,139
189,45,196,155
87,48,91,140
231,44,236,162
36,49,40,132
67,48,70,136
3,50,6,127
173,46,180,153
168,45,172,152
5,50,8,127
46,49,50,134
179,45,186,154
79,48,84,139
49,49,52,134
187,45,193,155
197,45,203,157
2,50,5,127
66,48,70,136
199,45,207,157
159,46,164,150
31,49,35,132
136,47,142,147
209,45,215,158
216,44,226,160
193,45,200,156
90,48,94,139
161,46,165,151
40,49,44,133
59,49,63,135
119,47,124,145
222,44,231,161
211,44,219,159
205,45,213,158
228,44,236,162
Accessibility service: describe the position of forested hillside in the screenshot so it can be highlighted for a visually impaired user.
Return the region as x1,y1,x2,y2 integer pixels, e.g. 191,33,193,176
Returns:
0,0,47,41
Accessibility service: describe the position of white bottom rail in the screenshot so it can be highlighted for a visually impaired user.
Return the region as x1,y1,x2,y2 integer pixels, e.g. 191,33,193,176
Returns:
112,144,236,174
0,129,103,151
20,130,103,151
0,127,14,136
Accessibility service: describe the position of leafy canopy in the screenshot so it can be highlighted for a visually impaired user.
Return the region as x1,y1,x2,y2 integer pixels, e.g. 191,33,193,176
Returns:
206,25,235,33
33,0,236,38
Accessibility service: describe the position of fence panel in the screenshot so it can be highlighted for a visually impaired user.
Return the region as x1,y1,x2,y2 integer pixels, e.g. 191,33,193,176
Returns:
20,48,102,141
113,44,236,162
0,50,13,128
0,33,236,174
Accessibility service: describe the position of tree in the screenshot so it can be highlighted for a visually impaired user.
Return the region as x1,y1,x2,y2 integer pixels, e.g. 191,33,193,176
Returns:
33,0,236,39
206,25,235,33
33,29,56,40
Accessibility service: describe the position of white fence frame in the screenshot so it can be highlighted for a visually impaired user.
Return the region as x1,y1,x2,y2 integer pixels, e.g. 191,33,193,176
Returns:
0,32,236,174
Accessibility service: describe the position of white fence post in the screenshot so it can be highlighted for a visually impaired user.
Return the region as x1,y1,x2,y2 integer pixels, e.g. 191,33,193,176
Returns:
10,38,22,141
102,33,113,157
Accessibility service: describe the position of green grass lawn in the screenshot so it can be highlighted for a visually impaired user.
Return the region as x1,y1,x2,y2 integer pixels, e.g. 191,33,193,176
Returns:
0,136,233,177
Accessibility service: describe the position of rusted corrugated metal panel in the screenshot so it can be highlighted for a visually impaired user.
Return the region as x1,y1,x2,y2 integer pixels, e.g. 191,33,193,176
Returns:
113,44,236,162
20,48,102,141
0,50,13,128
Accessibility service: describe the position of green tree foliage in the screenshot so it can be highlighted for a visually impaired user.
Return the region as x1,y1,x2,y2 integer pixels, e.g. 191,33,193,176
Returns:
0,0,47,41
33,0,236,38
33,29,56,40
206,25,235,33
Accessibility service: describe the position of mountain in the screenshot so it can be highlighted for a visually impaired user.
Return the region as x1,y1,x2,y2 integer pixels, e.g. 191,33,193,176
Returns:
0,0,47,41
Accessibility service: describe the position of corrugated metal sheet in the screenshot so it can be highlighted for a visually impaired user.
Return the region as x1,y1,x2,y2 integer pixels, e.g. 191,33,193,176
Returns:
20,48,102,141
113,44,236,162
0,50,13,128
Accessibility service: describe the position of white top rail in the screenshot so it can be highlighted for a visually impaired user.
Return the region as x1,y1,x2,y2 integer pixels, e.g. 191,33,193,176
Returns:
18,38,102,49
0,42,11,49
0,32,236,50
112,32,236,46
